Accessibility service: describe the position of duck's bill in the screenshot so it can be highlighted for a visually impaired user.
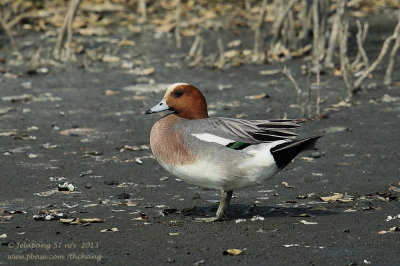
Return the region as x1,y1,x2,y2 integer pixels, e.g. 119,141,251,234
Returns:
146,99,170,114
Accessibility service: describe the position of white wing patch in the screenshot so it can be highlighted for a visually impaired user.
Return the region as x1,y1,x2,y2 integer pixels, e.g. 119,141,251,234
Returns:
191,133,234,146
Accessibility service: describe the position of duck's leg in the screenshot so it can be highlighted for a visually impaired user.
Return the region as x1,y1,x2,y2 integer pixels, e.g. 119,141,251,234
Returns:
195,190,233,222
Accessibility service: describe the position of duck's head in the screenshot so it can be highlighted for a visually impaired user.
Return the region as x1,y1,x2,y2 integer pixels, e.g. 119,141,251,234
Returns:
146,83,208,119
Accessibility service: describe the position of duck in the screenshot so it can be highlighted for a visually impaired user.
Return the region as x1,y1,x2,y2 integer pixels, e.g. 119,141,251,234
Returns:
146,83,320,222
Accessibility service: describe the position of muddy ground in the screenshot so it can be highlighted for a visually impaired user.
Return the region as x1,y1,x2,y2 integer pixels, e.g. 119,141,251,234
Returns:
1,11,400,266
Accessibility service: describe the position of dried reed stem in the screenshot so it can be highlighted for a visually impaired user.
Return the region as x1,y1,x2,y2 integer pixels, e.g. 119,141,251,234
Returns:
252,0,267,62
270,0,296,48
53,0,81,60
325,0,346,68
351,20,369,69
0,9,22,58
174,0,182,48
384,11,400,85
216,31,225,68
338,16,354,100
138,0,147,23
282,66,301,104
312,0,322,115
354,16,400,89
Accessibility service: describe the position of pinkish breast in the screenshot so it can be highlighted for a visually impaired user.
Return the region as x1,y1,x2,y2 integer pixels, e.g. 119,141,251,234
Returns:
150,115,195,166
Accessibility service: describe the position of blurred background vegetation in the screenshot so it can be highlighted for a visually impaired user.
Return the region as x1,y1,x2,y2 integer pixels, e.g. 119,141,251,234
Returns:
1,0,399,113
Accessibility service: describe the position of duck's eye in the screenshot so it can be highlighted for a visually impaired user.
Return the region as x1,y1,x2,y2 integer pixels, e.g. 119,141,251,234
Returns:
173,91,184,97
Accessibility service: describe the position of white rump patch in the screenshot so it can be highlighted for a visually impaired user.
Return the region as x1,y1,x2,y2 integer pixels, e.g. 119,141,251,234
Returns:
191,133,234,146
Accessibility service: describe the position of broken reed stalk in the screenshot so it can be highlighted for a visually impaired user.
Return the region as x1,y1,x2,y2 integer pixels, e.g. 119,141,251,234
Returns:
174,0,182,48
351,20,369,69
282,6,296,48
138,0,147,23
325,0,346,68
338,15,354,100
53,0,81,61
6,12,30,29
186,27,204,66
245,0,251,12
384,11,400,85
0,9,23,59
187,31,202,59
269,0,296,49
297,1,311,43
312,0,321,115
216,30,225,68
354,15,400,89
252,0,267,62
282,66,302,109
306,62,313,118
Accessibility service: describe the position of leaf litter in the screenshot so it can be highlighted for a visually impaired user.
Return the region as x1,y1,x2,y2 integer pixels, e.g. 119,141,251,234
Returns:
60,218,105,225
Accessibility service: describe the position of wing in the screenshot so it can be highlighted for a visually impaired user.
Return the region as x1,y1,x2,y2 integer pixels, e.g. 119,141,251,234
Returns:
182,117,303,147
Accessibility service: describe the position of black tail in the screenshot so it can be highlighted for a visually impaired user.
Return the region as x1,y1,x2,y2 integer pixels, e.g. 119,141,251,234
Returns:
271,136,321,169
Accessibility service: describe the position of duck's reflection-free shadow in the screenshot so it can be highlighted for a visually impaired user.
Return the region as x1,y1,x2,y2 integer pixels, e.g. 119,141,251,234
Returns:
181,203,336,220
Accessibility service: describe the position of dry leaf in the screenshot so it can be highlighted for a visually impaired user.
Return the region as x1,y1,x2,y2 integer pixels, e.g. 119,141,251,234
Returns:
331,100,351,108
300,220,318,225
100,227,118,232
378,227,400,234
0,131,16,137
290,213,310,217
104,90,119,96
333,69,342,76
119,145,149,151
338,198,354,203
245,93,269,100
259,69,281,75
131,213,148,220
291,44,312,57
320,126,349,134
102,55,120,63
0,215,13,220
382,94,400,103
310,206,328,211
77,27,109,36
168,232,181,236
80,2,124,12
388,185,400,193
155,23,175,33
223,249,242,256
344,209,358,213
2,94,32,102
122,200,139,207
127,25,142,33
224,50,240,59
59,128,96,136
301,157,315,162
181,28,197,37
34,190,57,197
320,194,343,202
127,67,155,76
281,181,294,188
228,40,241,48
0,107,13,115
60,218,105,224
118,39,136,46
58,182,76,192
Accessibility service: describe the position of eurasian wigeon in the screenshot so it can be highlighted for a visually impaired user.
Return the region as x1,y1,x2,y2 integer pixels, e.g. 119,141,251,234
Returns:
146,83,320,222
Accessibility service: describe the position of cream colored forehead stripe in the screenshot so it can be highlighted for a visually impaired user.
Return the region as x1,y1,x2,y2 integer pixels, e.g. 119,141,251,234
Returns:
165,83,190,96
